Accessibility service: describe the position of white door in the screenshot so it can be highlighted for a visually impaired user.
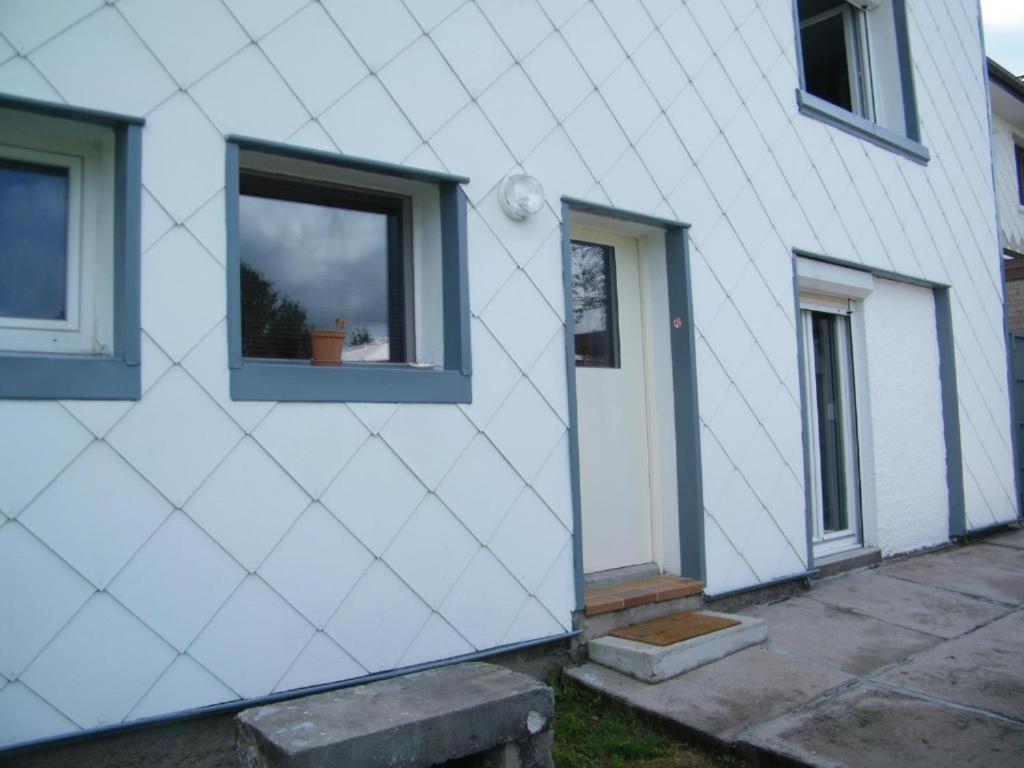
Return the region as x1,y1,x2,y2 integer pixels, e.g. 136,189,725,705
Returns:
572,229,654,574
801,298,862,557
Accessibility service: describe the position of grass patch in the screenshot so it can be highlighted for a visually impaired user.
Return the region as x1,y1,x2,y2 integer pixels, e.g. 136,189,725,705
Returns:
550,675,747,768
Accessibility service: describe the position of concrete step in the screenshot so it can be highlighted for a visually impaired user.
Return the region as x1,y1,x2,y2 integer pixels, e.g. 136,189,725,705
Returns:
587,611,767,683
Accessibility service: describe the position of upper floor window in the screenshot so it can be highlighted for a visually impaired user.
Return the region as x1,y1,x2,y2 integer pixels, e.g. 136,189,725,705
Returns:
795,0,929,162
1015,142,1024,207
0,96,142,400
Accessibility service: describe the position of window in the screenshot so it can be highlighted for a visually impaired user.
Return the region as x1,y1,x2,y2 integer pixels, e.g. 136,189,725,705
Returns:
794,0,929,162
226,138,471,403
571,240,618,368
0,96,142,400
1015,142,1024,207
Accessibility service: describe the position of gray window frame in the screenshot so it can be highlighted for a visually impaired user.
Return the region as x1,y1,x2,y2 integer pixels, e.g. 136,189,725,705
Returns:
225,136,472,403
793,0,930,164
0,94,143,400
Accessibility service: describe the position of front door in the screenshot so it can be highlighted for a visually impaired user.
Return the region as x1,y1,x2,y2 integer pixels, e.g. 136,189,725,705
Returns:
572,229,654,574
801,300,862,557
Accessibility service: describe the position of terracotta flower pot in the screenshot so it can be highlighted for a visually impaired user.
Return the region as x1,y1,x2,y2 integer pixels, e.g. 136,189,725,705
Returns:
309,330,346,366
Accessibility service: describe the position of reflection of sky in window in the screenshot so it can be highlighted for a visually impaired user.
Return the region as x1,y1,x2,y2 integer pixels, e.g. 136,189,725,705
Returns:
0,161,68,320
239,194,390,342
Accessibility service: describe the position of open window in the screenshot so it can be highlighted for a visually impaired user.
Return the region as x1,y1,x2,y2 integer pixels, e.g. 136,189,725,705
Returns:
226,138,471,403
0,96,142,399
1015,141,1024,207
794,0,928,162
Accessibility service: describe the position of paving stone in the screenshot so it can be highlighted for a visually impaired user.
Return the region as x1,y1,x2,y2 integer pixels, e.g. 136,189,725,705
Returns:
806,571,1012,639
882,545,1024,606
566,647,853,740
743,596,941,676
981,528,1024,550
872,614,1024,721
740,685,1024,768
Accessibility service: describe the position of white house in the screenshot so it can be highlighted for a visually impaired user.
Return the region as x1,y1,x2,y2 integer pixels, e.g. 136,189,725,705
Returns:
0,0,1016,754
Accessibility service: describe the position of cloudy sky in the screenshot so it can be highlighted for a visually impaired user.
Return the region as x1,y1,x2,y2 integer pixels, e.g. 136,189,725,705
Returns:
982,0,1024,75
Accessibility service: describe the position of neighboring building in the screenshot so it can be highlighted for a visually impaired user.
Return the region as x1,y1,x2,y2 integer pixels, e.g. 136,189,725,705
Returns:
0,0,1016,752
990,58,1024,332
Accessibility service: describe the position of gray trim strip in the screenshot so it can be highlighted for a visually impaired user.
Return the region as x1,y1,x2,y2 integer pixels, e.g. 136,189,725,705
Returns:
228,134,470,185
792,256,816,571
0,92,145,126
560,196,691,230
0,356,139,400
891,0,922,142
935,289,967,537
0,630,579,758
796,90,930,163
560,201,586,611
115,123,143,367
704,569,815,601
225,141,243,370
441,184,472,375
665,227,705,581
792,248,951,289
231,363,471,403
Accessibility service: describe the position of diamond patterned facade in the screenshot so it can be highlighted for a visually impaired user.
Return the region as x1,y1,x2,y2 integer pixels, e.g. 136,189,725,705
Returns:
0,0,1015,749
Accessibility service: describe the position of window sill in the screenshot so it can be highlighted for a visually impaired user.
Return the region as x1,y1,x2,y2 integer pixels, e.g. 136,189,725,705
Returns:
0,353,140,399
796,90,930,164
230,360,471,403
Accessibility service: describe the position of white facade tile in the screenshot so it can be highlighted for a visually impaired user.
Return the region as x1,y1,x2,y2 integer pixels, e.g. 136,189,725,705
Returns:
599,60,660,143
430,103,515,202
437,434,525,542
593,0,654,53
688,0,735,50
563,91,629,180
141,227,225,361
632,32,687,110
260,3,367,116
716,30,762,101
186,437,309,571
324,560,431,672
119,0,247,87
286,119,339,153
190,45,308,140
0,0,101,54
140,332,173,394
19,443,171,589
660,7,713,80
259,503,373,627
59,399,132,439
403,0,464,31
21,594,175,728
521,32,592,121
601,148,663,213
502,597,563,645
128,654,237,720
379,37,469,138
0,682,77,748
636,114,693,196
109,511,244,651
523,127,595,209
440,549,527,649
0,56,61,100
274,632,365,692
458,319,522,430
141,189,174,254
477,0,552,59
189,577,313,699
346,403,398,435
253,403,368,498
561,3,625,85
524,229,566,322
478,65,557,160
431,3,513,98
107,367,242,507
534,539,574,628
30,7,176,115
221,0,306,40
322,436,426,556
476,182,560,266
666,84,719,162
482,270,561,371
380,404,476,489
486,378,564,481
320,0,420,71
527,326,570,423
0,401,92,518
0,523,93,679
489,488,568,591
319,76,421,161
468,210,517,314
384,494,478,608
398,613,473,667
693,56,743,130
531,434,574,531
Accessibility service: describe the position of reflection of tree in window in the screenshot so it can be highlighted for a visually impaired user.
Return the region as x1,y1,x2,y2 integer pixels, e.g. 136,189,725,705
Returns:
571,241,617,368
240,262,311,359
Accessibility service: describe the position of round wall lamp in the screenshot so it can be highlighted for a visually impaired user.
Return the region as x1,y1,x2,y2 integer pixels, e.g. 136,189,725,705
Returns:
498,173,545,220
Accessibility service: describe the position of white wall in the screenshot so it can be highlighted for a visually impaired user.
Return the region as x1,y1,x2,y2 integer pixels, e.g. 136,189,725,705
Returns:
861,279,949,555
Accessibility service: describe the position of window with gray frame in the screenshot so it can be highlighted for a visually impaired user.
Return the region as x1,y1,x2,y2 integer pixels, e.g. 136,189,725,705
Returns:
226,138,472,404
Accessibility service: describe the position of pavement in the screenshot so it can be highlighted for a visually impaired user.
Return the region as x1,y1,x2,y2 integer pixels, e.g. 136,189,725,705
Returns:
565,526,1024,767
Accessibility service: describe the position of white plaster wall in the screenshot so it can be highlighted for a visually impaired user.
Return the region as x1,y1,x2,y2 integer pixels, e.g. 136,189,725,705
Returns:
0,0,1014,748
862,279,950,555
993,112,1024,253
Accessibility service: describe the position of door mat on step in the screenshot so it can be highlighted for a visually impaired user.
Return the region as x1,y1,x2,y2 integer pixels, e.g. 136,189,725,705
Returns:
610,612,741,646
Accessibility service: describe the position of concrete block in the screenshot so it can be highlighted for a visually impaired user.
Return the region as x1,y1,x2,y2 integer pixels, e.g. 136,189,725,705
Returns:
235,662,554,768
588,611,767,683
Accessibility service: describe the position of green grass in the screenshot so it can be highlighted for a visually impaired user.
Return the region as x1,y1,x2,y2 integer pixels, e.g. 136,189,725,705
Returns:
550,675,747,768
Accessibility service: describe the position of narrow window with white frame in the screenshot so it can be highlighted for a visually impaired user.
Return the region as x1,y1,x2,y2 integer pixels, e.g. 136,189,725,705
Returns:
801,294,863,557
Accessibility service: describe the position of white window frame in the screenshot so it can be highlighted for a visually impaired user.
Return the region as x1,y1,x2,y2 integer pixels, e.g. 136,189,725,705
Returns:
0,114,114,356
800,2,874,121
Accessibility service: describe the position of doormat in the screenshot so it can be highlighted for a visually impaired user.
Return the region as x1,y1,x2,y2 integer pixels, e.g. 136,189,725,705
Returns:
610,612,741,646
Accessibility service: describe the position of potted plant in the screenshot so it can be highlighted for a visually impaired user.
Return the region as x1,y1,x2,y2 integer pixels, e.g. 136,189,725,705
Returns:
309,318,347,366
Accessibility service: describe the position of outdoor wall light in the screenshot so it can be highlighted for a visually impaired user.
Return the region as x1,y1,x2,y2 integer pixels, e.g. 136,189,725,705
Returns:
499,173,545,220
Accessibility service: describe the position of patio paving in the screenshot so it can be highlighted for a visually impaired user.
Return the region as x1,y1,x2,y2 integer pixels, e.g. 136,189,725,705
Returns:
566,525,1024,767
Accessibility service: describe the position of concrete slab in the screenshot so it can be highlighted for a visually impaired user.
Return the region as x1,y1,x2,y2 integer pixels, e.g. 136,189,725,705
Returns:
740,684,1024,768
743,596,941,676
872,617,1024,721
589,611,767,683
975,527,1024,550
807,571,1011,638
882,546,1024,606
565,647,853,741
